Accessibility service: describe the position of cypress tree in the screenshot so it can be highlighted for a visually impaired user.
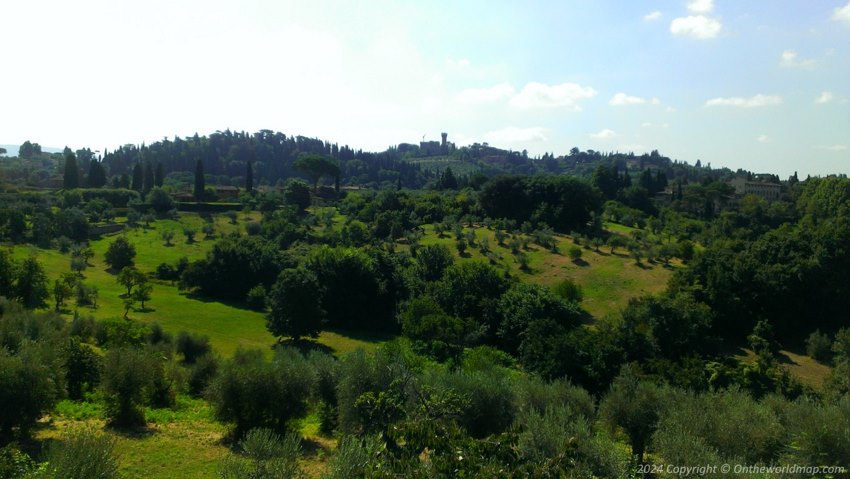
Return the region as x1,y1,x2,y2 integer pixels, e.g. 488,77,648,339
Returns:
131,164,143,192
143,162,155,194
194,159,205,200
246,161,253,192
155,162,164,187
87,161,106,188
63,152,79,189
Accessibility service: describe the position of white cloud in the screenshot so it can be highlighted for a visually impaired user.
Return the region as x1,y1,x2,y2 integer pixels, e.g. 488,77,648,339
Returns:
815,91,835,104
644,11,662,21
818,144,848,151
834,2,850,26
705,94,783,108
642,122,654,127
666,106,676,112
456,83,515,104
482,126,547,143
510,82,597,110
757,134,771,143
590,129,617,140
609,92,646,106
651,97,661,105
670,15,722,39
779,50,815,68
687,0,714,14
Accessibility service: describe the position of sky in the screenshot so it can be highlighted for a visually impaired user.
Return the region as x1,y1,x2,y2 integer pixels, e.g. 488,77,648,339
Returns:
2,0,849,177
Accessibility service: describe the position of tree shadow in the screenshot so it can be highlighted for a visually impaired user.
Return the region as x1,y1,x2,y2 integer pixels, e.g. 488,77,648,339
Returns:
183,292,257,312
572,258,590,267
274,339,334,356
326,328,396,344
105,423,156,439
301,437,333,458
775,351,796,365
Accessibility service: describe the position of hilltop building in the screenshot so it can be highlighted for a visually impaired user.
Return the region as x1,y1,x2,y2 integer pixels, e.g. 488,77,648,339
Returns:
416,132,455,156
728,177,781,201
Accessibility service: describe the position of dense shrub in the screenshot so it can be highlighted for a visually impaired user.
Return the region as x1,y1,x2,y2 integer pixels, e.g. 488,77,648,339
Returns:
479,175,601,232
43,426,119,479
206,348,314,437
176,331,211,364
187,353,220,397
0,345,59,440
64,338,103,400
104,236,136,271
219,428,302,479
652,388,783,465
429,367,516,438
102,347,163,427
806,329,832,363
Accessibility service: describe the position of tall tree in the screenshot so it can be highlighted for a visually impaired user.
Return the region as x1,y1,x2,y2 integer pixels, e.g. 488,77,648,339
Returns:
63,152,79,189
143,162,155,194
194,159,205,200
293,155,339,191
87,161,107,188
131,164,143,192
15,256,49,308
266,268,325,341
246,161,253,192
19,141,42,158
154,162,164,187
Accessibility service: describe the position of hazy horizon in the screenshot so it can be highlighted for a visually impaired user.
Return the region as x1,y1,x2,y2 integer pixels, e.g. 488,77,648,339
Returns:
2,0,848,177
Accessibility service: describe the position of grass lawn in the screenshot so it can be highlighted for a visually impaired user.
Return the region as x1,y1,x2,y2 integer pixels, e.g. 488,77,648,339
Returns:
11,212,384,358
414,223,676,319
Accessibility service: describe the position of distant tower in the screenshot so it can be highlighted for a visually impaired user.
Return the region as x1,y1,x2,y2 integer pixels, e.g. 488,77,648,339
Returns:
440,132,448,154
441,132,447,147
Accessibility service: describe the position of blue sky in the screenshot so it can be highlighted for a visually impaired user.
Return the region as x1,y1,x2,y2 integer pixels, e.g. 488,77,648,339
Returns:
2,0,848,176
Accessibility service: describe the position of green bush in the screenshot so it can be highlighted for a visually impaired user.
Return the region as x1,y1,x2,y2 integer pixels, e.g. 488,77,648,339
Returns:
0,346,58,440
435,368,516,438
43,426,119,479
652,388,783,465
187,353,219,398
806,329,833,363
206,348,314,437
781,396,850,468
95,317,149,348
246,285,267,311
322,435,385,479
102,347,158,427
336,345,415,435
219,428,302,479
64,339,102,400
513,376,594,419
103,236,136,271
176,331,211,364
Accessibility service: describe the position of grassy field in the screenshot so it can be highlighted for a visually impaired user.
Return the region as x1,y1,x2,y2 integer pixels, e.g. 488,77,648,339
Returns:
414,223,676,319
11,213,384,358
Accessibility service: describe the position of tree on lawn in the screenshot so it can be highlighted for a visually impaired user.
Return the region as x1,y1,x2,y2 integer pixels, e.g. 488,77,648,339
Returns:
132,279,153,310
266,268,325,342
105,236,136,271
117,267,145,297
